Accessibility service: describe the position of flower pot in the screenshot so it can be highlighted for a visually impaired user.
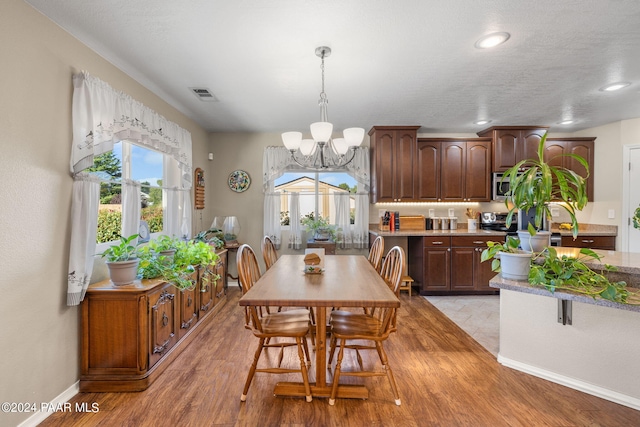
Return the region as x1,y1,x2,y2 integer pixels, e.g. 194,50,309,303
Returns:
159,249,176,265
106,259,140,286
517,230,551,253
498,251,532,281
313,228,332,241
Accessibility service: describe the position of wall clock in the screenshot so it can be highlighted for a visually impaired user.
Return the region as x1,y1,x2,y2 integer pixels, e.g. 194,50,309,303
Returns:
228,170,251,193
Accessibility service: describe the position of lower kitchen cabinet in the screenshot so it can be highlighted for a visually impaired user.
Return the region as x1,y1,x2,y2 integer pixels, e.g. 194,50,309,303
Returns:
561,235,616,250
81,255,227,392
409,235,499,295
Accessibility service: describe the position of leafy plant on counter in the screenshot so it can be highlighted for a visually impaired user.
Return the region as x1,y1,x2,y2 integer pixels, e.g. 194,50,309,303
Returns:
480,236,522,272
529,247,638,304
502,132,589,238
633,205,640,230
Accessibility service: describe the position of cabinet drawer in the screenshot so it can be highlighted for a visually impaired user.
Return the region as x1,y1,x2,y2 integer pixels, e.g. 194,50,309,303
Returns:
423,236,451,247
451,235,498,247
561,235,616,250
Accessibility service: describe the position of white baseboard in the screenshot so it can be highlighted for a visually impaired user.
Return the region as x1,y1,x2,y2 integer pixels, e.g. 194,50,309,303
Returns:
17,382,79,427
498,354,640,411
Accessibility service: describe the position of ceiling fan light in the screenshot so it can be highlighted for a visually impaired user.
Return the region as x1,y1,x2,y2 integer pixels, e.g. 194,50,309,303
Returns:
343,127,365,146
282,131,302,151
310,122,333,143
332,138,349,155
300,139,316,156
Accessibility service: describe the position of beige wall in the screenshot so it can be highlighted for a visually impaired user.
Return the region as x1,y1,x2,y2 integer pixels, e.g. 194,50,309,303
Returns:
0,2,209,425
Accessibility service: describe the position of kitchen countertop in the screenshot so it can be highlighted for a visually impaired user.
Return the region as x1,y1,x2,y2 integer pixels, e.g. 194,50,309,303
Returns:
369,227,506,238
490,248,640,312
550,223,617,236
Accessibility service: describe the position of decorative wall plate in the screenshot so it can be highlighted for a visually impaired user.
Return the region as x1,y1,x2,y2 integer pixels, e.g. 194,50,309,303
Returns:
228,170,251,193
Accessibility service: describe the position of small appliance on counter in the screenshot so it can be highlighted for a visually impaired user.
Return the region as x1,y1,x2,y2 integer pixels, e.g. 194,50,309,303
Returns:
479,212,518,234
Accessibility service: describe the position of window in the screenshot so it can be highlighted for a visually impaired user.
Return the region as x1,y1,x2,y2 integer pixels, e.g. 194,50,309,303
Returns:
275,172,357,226
89,141,165,244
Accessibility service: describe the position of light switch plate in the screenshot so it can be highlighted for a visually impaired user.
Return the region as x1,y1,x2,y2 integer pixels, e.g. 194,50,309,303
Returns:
608,209,615,219
550,208,560,217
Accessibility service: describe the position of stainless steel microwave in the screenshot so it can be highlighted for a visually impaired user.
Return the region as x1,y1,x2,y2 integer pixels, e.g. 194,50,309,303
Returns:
492,173,511,201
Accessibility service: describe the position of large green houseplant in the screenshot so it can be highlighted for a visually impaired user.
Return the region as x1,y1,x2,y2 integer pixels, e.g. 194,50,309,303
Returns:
502,132,589,242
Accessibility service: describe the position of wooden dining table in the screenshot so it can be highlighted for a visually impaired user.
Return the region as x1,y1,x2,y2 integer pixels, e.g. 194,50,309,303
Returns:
238,254,400,399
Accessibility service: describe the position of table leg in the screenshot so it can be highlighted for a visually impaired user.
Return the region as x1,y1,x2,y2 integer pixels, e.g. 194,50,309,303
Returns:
315,307,327,387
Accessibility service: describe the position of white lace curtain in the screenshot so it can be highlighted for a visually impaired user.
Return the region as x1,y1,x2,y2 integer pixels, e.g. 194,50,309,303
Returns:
288,192,302,249
67,71,193,306
262,146,370,249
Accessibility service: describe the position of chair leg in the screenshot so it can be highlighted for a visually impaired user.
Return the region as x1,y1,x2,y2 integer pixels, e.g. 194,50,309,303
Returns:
296,337,313,402
241,337,265,402
329,338,345,406
375,341,401,406
327,334,338,368
308,307,316,348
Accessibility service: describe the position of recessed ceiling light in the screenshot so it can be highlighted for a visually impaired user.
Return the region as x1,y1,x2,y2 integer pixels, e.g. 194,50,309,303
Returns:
474,120,492,125
599,82,631,92
474,32,510,49
559,120,574,125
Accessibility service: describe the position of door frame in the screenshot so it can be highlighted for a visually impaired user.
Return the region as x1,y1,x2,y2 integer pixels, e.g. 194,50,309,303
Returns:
621,144,640,252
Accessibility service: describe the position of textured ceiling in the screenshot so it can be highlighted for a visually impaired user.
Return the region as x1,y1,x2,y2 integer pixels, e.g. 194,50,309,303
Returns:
25,0,640,135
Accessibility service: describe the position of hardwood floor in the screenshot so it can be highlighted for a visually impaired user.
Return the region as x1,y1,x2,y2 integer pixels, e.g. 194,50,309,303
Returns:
40,287,640,427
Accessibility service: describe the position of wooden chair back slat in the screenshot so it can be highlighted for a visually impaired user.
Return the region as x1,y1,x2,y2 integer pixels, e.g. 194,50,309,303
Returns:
367,236,385,272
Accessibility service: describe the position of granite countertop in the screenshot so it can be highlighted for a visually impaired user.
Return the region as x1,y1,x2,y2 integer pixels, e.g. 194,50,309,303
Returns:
490,274,640,313
490,248,640,313
369,228,506,237
550,223,618,237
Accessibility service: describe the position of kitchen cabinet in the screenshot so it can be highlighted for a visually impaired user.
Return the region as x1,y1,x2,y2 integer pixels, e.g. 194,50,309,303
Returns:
477,126,548,172
408,236,451,292
369,126,421,202
451,236,497,292
561,235,615,250
408,235,498,294
544,137,595,201
416,138,492,202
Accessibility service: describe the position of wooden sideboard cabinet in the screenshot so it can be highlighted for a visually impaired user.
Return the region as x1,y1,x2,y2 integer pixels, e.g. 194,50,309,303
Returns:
81,251,227,392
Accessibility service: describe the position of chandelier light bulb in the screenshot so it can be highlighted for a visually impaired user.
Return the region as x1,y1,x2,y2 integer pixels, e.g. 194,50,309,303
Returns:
282,131,302,151
343,127,365,146
332,138,349,155
310,121,333,143
300,139,316,156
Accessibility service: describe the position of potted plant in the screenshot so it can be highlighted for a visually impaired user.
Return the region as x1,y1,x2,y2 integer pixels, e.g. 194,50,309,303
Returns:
301,214,337,242
529,247,633,304
148,235,181,263
481,236,533,281
502,132,589,250
167,240,219,290
98,234,140,286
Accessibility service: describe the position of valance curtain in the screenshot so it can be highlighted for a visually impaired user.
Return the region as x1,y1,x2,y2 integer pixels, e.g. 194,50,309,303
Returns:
71,71,193,180
67,71,193,306
262,146,370,249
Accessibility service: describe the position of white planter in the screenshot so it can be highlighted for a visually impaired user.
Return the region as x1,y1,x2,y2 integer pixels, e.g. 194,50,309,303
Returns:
106,259,140,286
517,230,551,253
498,251,532,281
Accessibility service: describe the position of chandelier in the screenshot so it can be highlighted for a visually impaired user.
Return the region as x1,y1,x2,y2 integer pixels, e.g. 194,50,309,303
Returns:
281,46,365,170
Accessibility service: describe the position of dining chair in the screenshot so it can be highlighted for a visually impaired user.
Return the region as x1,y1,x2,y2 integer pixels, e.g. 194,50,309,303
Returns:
327,245,405,406
367,235,385,272
236,244,313,402
261,235,278,270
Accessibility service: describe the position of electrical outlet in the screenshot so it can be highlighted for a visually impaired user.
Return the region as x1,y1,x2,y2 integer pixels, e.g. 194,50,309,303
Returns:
379,209,386,218
608,209,615,219
550,208,560,217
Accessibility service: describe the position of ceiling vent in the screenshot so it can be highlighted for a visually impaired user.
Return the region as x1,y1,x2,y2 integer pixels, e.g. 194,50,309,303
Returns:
189,87,218,102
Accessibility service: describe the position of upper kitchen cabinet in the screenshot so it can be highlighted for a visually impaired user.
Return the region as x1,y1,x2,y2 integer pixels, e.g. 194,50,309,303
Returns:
544,137,595,201
477,126,548,172
416,138,492,202
369,126,421,203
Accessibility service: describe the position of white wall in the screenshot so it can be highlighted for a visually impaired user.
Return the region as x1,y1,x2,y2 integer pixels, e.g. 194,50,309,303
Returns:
0,2,209,425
